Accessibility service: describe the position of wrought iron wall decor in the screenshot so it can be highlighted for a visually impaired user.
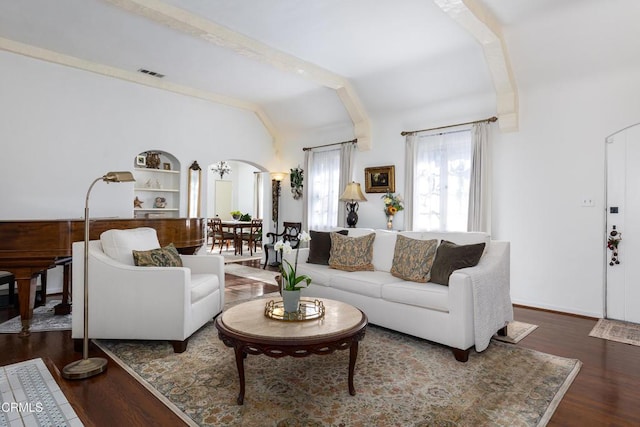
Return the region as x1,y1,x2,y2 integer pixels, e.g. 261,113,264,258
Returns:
290,167,303,200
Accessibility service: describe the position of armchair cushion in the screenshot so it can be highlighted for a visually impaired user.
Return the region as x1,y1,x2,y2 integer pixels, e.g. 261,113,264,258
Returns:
430,240,486,285
100,227,160,265
307,229,348,265
132,243,183,267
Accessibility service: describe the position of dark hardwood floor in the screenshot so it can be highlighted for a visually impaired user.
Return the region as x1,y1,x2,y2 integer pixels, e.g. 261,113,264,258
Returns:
1,260,638,426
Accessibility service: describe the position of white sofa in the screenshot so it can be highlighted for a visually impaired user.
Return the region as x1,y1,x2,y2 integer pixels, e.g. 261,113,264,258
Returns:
72,227,224,353
285,228,512,361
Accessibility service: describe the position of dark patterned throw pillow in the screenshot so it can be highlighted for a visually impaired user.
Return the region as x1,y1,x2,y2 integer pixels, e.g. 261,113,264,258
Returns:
132,243,183,267
430,240,485,285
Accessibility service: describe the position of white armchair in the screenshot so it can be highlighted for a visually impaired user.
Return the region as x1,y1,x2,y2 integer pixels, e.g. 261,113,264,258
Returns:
71,227,224,353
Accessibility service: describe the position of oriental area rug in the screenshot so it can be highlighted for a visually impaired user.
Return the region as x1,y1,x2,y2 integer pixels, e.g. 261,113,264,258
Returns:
0,300,71,334
96,314,581,427
589,318,640,347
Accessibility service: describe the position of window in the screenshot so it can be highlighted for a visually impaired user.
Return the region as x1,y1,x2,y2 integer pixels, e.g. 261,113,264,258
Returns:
308,148,341,230
413,129,472,231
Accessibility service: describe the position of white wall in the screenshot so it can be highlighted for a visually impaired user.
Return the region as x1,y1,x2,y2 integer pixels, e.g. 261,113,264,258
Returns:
278,67,640,318
0,51,274,220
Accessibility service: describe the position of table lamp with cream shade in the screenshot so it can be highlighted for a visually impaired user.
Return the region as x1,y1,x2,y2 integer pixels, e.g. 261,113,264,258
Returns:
339,181,367,228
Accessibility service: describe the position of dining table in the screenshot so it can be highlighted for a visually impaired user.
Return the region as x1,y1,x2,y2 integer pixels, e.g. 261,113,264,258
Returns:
220,220,253,255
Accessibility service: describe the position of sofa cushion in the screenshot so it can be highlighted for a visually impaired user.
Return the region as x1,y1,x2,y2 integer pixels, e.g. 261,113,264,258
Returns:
371,230,398,272
331,271,403,298
100,227,160,265
381,281,450,311
390,235,438,283
132,243,183,267
430,240,485,285
307,230,348,265
329,232,376,272
401,231,490,254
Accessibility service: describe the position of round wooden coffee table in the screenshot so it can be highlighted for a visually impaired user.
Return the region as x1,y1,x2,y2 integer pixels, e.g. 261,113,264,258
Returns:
215,297,368,405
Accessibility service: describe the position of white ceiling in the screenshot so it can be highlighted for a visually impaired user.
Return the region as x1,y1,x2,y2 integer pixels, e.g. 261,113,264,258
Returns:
1,0,638,139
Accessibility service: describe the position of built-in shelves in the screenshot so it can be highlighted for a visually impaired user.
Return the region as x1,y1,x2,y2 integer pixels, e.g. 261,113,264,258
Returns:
133,151,180,218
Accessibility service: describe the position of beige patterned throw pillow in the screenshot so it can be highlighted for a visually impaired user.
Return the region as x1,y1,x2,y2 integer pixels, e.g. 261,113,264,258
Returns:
329,232,376,272
132,243,183,267
390,235,438,282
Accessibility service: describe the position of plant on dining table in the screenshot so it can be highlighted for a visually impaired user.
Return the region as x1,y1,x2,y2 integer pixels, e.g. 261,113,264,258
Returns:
274,231,312,291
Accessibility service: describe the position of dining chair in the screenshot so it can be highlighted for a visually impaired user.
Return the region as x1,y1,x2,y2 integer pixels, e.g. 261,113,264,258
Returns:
239,219,263,256
263,221,301,269
211,217,235,253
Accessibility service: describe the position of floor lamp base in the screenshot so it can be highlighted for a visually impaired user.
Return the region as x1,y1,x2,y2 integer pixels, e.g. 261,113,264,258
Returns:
62,357,108,380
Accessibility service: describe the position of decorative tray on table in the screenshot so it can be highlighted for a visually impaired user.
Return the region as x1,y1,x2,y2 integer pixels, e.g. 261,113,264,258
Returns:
264,299,325,321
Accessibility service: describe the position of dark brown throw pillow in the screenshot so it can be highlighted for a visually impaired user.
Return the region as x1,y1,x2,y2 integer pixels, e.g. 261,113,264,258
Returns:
307,230,349,265
430,240,485,285
132,243,183,267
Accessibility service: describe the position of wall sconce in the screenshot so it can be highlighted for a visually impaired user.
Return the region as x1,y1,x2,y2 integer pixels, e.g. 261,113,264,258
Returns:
270,172,287,235
339,181,367,228
212,161,232,179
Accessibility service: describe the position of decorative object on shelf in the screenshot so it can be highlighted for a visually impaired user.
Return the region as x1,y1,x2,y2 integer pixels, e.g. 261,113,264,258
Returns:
339,182,367,228
382,191,404,230
608,225,622,266
230,210,242,220
264,298,325,321
144,179,152,188
154,197,166,208
188,161,202,218
274,230,312,313
62,170,135,380
212,161,232,179
135,155,146,167
364,165,396,193
133,196,143,208
155,179,161,189
290,166,304,200
145,151,161,169
163,162,171,171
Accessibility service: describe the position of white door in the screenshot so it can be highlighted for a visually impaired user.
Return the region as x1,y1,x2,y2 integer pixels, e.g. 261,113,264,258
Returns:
606,123,640,323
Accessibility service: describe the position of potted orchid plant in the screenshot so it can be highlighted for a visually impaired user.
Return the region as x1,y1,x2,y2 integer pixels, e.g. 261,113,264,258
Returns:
274,231,312,312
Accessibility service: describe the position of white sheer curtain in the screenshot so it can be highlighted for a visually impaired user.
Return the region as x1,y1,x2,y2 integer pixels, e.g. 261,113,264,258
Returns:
307,148,341,230
302,150,310,233
337,142,355,227
404,133,417,231
412,128,472,232
467,122,491,232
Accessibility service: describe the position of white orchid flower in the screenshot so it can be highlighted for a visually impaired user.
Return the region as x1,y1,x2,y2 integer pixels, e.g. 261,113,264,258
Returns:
274,240,293,254
298,231,311,243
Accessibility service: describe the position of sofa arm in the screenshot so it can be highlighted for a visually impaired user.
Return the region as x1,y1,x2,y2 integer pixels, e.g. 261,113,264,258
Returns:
181,254,224,275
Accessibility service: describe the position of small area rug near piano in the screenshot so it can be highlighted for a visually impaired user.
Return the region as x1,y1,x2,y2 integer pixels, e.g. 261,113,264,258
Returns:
0,300,71,334
96,312,581,427
589,318,640,346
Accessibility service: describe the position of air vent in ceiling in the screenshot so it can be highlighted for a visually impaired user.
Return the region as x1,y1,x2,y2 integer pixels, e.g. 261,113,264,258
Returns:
137,68,165,78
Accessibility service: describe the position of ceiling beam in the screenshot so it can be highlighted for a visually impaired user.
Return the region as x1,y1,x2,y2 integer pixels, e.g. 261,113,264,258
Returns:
0,37,280,146
434,0,519,132
105,0,372,149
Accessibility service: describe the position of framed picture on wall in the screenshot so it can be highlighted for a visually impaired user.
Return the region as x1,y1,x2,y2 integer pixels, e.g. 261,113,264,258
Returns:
136,155,146,167
364,165,395,193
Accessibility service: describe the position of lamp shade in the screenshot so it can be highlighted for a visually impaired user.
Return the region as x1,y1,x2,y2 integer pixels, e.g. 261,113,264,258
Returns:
339,182,367,202
270,172,287,181
104,171,135,183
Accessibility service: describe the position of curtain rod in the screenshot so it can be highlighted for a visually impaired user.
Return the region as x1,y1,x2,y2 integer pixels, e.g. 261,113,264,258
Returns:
400,116,497,136
302,138,357,152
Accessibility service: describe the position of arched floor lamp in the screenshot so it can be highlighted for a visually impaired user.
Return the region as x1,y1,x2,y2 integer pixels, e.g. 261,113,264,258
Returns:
62,171,135,380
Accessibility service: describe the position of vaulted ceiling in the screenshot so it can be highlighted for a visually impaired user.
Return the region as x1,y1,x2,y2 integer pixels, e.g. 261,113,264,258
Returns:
1,0,638,146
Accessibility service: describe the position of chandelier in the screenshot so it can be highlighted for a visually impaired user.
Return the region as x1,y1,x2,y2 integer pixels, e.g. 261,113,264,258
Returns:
212,161,232,179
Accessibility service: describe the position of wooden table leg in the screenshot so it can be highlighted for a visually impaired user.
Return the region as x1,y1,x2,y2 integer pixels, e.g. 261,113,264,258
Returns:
234,345,246,405
17,274,37,338
54,260,72,315
348,339,358,396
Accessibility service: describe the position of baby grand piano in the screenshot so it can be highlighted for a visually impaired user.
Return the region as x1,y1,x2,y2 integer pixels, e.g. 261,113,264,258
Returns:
0,218,205,337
